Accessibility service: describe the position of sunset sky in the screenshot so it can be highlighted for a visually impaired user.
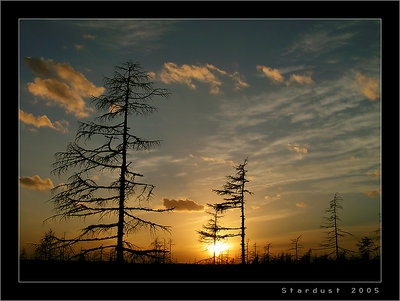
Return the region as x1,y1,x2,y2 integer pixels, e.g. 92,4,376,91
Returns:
19,19,381,262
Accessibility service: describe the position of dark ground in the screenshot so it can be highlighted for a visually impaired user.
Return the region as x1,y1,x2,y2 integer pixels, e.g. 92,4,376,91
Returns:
20,259,380,282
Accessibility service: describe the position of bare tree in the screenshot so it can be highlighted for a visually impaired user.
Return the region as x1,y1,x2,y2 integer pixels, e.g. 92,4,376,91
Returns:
288,235,303,262
320,192,352,260
197,203,240,264
263,242,272,264
213,158,253,264
49,62,172,263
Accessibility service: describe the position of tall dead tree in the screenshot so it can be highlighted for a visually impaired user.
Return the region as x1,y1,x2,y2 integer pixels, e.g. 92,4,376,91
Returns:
197,203,240,264
289,235,303,262
49,62,172,263
320,192,352,260
213,158,253,264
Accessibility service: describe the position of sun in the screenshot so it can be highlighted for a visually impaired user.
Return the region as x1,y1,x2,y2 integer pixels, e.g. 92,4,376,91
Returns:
208,241,229,256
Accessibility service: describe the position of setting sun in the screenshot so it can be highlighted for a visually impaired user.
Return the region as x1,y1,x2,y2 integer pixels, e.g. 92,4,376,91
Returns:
208,241,230,257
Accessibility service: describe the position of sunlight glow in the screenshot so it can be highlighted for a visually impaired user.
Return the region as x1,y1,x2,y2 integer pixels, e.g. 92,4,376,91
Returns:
207,241,229,256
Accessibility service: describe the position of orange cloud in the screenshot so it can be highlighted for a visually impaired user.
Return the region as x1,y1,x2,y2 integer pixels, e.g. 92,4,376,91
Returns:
256,65,284,83
296,202,307,208
159,62,249,95
364,188,381,198
230,71,250,90
74,45,84,50
27,78,92,118
288,143,308,159
189,154,234,165
162,198,204,211
160,62,222,94
19,109,68,133
354,72,379,100
20,175,54,191
83,34,96,39
24,57,103,118
367,170,381,178
287,73,314,85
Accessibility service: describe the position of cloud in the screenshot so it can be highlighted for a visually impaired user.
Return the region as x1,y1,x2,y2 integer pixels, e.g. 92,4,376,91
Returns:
256,65,314,86
354,72,379,100
27,77,92,118
363,189,381,198
366,170,381,180
24,57,104,118
160,62,222,94
287,73,314,85
74,44,84,50
162,198,204,211
189,154,234,165
256,65,284,83
230,71,250,90
83,34,96,39
19,109,69,133
76,20,176,49
288,143,308,159
296,202,307,208
20,175,54,191
285,31,355,55
159,62,249,94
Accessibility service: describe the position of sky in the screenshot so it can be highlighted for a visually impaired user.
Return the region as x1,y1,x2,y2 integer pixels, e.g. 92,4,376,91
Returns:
19,19,381,263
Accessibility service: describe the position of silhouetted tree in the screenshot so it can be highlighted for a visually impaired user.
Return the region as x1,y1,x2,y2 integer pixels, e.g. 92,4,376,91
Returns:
33,229,59,260
320,192,352,260
289,235,303,262
263,242,272,264
213,158,253,264
357,236,375,260
197,203,240,264
49,62,172,263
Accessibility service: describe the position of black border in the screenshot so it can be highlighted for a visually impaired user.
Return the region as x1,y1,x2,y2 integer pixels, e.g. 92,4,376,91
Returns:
1,1,399,300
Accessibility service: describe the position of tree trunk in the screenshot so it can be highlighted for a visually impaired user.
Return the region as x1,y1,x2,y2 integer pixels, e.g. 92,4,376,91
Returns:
240,181,245,264
116,72,131,263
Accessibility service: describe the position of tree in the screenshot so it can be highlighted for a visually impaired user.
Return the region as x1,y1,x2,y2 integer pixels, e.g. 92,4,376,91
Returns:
49,62,172,263
320,192,352,260
357,236,375,260
263,242,272,264
197,203,240,264
33,229,59,260
289,235,303,262
213,158,253,264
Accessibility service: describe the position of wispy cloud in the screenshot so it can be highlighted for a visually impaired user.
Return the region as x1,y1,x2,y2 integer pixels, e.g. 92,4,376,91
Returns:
363,189,381,198
194,70,380,197
76,20,176,50
20,175,54,191
256,65,314,86
189,154,234,166
287,73,314,85
24,57,104,118
83,34,96,39
19,109,69,133
296,202,307,208
285,31,355,55
158,62,249,95
287,143,309,159
366,170,381,179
